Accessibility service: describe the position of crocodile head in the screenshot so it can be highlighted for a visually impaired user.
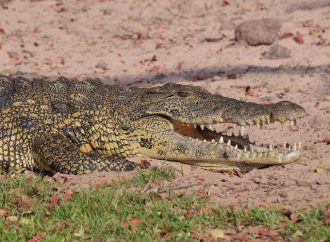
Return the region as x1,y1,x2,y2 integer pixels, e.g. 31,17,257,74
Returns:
118,83,306,171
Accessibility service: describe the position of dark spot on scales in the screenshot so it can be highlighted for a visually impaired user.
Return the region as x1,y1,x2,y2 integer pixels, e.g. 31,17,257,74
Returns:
223,151,229,159
139,138,153,149
51,101,77,113
176,143,187,153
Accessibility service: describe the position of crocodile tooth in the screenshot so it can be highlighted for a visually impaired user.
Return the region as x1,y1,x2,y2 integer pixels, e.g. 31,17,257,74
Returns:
293,143,297,151
211,139,215,142
298,141,302,150
256,123,260,129
194,124,197,129
244,146,247,152
242,151,249,158
239,126,245,136
234,144,238,149
227,139,231,146
219,136,224,144
203,139,206,142
290,120,294,126
283,141,286,148
269,144,273,151
250,144,254,152
200,124,205,130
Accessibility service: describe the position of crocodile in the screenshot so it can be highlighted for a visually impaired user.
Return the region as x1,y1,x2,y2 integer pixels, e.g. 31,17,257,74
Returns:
0,75,305,174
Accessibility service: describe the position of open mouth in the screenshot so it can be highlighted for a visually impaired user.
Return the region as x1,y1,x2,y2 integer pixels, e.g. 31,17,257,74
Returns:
142,100,305,169
173,120,302,154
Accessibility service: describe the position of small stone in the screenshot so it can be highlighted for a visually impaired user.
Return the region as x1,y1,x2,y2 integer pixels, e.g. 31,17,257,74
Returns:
7,216,18,223
95,62,108,70
7,51,19,59
235,18,281,46
220,20,236,30
103,9,112,15
251,177,262,184
295,180,311,187
0,209,6,217
227,73,237,79
264,44,291,59
278,191,288,198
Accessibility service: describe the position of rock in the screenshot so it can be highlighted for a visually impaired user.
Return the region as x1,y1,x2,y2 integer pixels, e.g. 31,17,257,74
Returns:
295,180,312,187
7,51,19,59
220,20,236,30
287,0,330,12
95,62,108,70
278,191,288,198
264,44,291,59
235,18,281,46
6,216,18,223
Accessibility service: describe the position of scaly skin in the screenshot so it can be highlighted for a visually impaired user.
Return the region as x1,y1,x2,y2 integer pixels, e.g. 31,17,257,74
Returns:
0,75,306,174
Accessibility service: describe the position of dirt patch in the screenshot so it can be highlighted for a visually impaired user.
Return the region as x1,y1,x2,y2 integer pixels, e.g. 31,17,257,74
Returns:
0,0,329,209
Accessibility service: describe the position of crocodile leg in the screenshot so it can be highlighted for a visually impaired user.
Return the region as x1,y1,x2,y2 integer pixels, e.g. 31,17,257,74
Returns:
32,133,139,174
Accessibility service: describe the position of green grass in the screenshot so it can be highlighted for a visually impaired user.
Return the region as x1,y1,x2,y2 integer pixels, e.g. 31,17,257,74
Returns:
130,166,176,185
0,168,329,241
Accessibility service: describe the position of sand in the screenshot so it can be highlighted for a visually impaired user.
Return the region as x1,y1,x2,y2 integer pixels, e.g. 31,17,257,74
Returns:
0,0,329,209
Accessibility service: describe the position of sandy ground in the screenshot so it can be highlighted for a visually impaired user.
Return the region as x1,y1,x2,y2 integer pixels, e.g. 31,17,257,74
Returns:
0,0,329,209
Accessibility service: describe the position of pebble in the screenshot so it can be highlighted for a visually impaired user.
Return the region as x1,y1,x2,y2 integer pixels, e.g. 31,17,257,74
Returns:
95,62,108,70
264,44,291,59
278,191,288,198
235,18,281,46
6,216,18,223
251,177,262,184
295,180,311,187
220,20,236,30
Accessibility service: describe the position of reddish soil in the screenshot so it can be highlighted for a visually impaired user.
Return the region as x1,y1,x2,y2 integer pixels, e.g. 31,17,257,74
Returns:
0,0,329,209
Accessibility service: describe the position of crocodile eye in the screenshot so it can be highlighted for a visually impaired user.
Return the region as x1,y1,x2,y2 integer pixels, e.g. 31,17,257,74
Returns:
177,91,190,97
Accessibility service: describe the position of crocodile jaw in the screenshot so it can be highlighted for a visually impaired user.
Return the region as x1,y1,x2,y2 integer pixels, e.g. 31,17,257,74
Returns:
133,119,302,171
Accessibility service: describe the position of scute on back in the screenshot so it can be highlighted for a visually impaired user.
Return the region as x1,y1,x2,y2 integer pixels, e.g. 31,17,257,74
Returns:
0,75,122,113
